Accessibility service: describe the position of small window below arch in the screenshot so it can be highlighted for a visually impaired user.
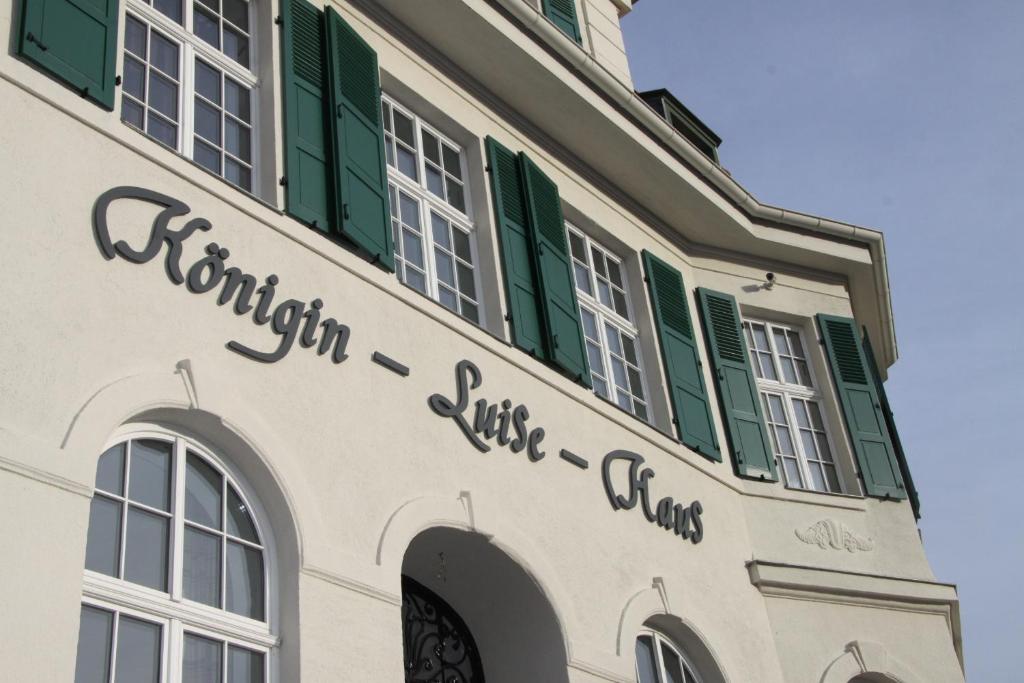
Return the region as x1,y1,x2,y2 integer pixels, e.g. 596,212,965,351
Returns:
636,629,703,683
75,432,273,683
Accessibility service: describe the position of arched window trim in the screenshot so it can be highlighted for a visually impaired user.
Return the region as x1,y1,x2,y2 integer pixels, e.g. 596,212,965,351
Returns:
80,424,280,681
637,627,704,683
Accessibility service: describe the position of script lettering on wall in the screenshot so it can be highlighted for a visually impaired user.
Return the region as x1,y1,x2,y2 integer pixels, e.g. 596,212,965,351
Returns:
93,187,351,365
429,360,706,545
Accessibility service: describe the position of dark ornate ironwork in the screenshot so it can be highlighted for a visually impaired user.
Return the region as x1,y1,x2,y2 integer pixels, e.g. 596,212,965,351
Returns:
402,576,485,683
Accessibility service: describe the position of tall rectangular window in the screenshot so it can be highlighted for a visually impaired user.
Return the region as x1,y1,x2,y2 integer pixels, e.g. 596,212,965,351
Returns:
121,0,256,192
743,319,844,493
568,226,649,421
382,96,481,325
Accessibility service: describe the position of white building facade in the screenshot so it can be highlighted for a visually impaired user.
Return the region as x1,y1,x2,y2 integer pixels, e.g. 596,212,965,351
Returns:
0,0,965,681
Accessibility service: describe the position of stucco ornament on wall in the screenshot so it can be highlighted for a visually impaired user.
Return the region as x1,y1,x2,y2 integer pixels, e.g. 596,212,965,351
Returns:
795,519,875,553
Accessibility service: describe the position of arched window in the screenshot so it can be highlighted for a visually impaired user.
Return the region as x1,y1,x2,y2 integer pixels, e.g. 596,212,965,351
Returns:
636,629,702,683
401,576,484,683
74,431,273,683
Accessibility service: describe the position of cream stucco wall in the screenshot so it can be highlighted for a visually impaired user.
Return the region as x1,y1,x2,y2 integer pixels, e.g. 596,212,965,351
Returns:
0,0,961,681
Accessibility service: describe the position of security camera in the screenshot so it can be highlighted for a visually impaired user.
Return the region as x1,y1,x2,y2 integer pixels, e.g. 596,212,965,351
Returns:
764,272,776,289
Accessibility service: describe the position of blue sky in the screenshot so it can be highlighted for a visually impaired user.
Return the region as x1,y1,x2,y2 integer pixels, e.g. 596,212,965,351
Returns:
621,1,1023,680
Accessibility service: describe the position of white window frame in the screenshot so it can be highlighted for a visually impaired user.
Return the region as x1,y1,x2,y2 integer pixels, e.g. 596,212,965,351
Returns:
121,0,260,193
567,224,650,422
636,629,703,683
742,317,847,494
382,94,484,327
79,427,277,683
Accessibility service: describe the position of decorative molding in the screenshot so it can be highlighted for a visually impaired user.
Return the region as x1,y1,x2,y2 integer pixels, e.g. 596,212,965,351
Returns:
796,518,875,553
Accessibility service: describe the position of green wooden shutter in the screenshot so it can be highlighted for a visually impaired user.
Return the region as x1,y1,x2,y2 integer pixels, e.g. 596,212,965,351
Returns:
324,7,394,271
542,0,582,44
817,314,906,500
281,0,331,231
642,252,719,461
486,137,547,359
519,153,590,385
862,331,921,517
696,288,778,481
18,0,119,109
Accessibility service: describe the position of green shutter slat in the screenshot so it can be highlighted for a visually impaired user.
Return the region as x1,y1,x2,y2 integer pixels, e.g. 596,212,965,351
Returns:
862,331,921,518
519,153,590,385
18,0,119,109
486,137,547,359
697,288,778,481
817,314,906,500
642,252,719,461
542,0,582,44
281,0,331,231
325,7,394,271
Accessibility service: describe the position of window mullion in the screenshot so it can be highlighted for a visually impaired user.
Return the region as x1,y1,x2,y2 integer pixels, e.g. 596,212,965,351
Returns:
419,195,439,301
784,394,816,490
171,438,186,602
109,610,121,683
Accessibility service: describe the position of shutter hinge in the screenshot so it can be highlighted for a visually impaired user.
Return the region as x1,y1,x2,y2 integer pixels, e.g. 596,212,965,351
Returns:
115,75,122,86
485,165,492,173
275,15,283,25
79,86,90,98
504,313,512,322
279,176,288,187
759,474,767,481
370,253,381,265
552,333,559,349
343,204,350,220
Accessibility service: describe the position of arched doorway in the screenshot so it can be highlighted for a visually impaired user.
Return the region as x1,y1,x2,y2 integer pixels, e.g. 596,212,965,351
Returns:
401,527,570,683
402,576,485,682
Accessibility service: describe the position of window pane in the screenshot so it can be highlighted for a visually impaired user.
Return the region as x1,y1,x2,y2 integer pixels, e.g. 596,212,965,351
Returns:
223,26,249,67
461,300,479,324
226,541,264,620
815,433,834,463
783,457,803,487
195,100,221,144
430,213,450,249
124,506,169,591
591,247,606,276
224,159,251,191
195,139,222,174
398,192,420,229
787,329,806,358
751,324,770,351
452,229,472,262
605,323,623,356
622,336,638,365
597,280,612,308
194,6,220,49
824,464,841,492
439,286,458,312
772,328,789,356
122,99,145,129
223,0,248,30
800,430,818,461
148,72,178,121
767,394,786,423
580,308,598,341
396,146,417,180
147,114,177,148
195,60,221,104
661,643,687,683
613,289,629,319
421,130,440,164
775,425,795,455
183,633,222,683
796,359,812,386
150,32,179,78
425,165,444,198
224,79,250,122
125,16,147,58
226,484,259,543
114,616,162,683
593,376,609,398
85,495,122,577
405,268,427,294
628,367,644,399
611,358,628,390
568,231,586,260
573,262,592,295
153,0,182,23
586,343,604,378
441,144,462,179
124,58,146,101
780,357,798,384
95,444,125,495
759,352,777,381
402,230,423,268
129,440,171,511
607,260,623,287
184,526,222,608
456,263,476,299
228,646,264,683
635,636,658,683
186,452,223,529
435,250,455,287
225,119,251,162
74,605,113,683
445,178,465,212
792,400,810,429
393,110,415,147
808,463,827,491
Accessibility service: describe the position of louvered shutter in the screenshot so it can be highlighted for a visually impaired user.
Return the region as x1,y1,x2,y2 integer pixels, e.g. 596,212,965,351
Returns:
862,331,921,517
18,0,119,109
542,0,582,44
281,0,331,231
696,288,778,480
324,7,394,271
519,153,590,385
817,314,906,499
642,252,719,461
486,137,547,359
